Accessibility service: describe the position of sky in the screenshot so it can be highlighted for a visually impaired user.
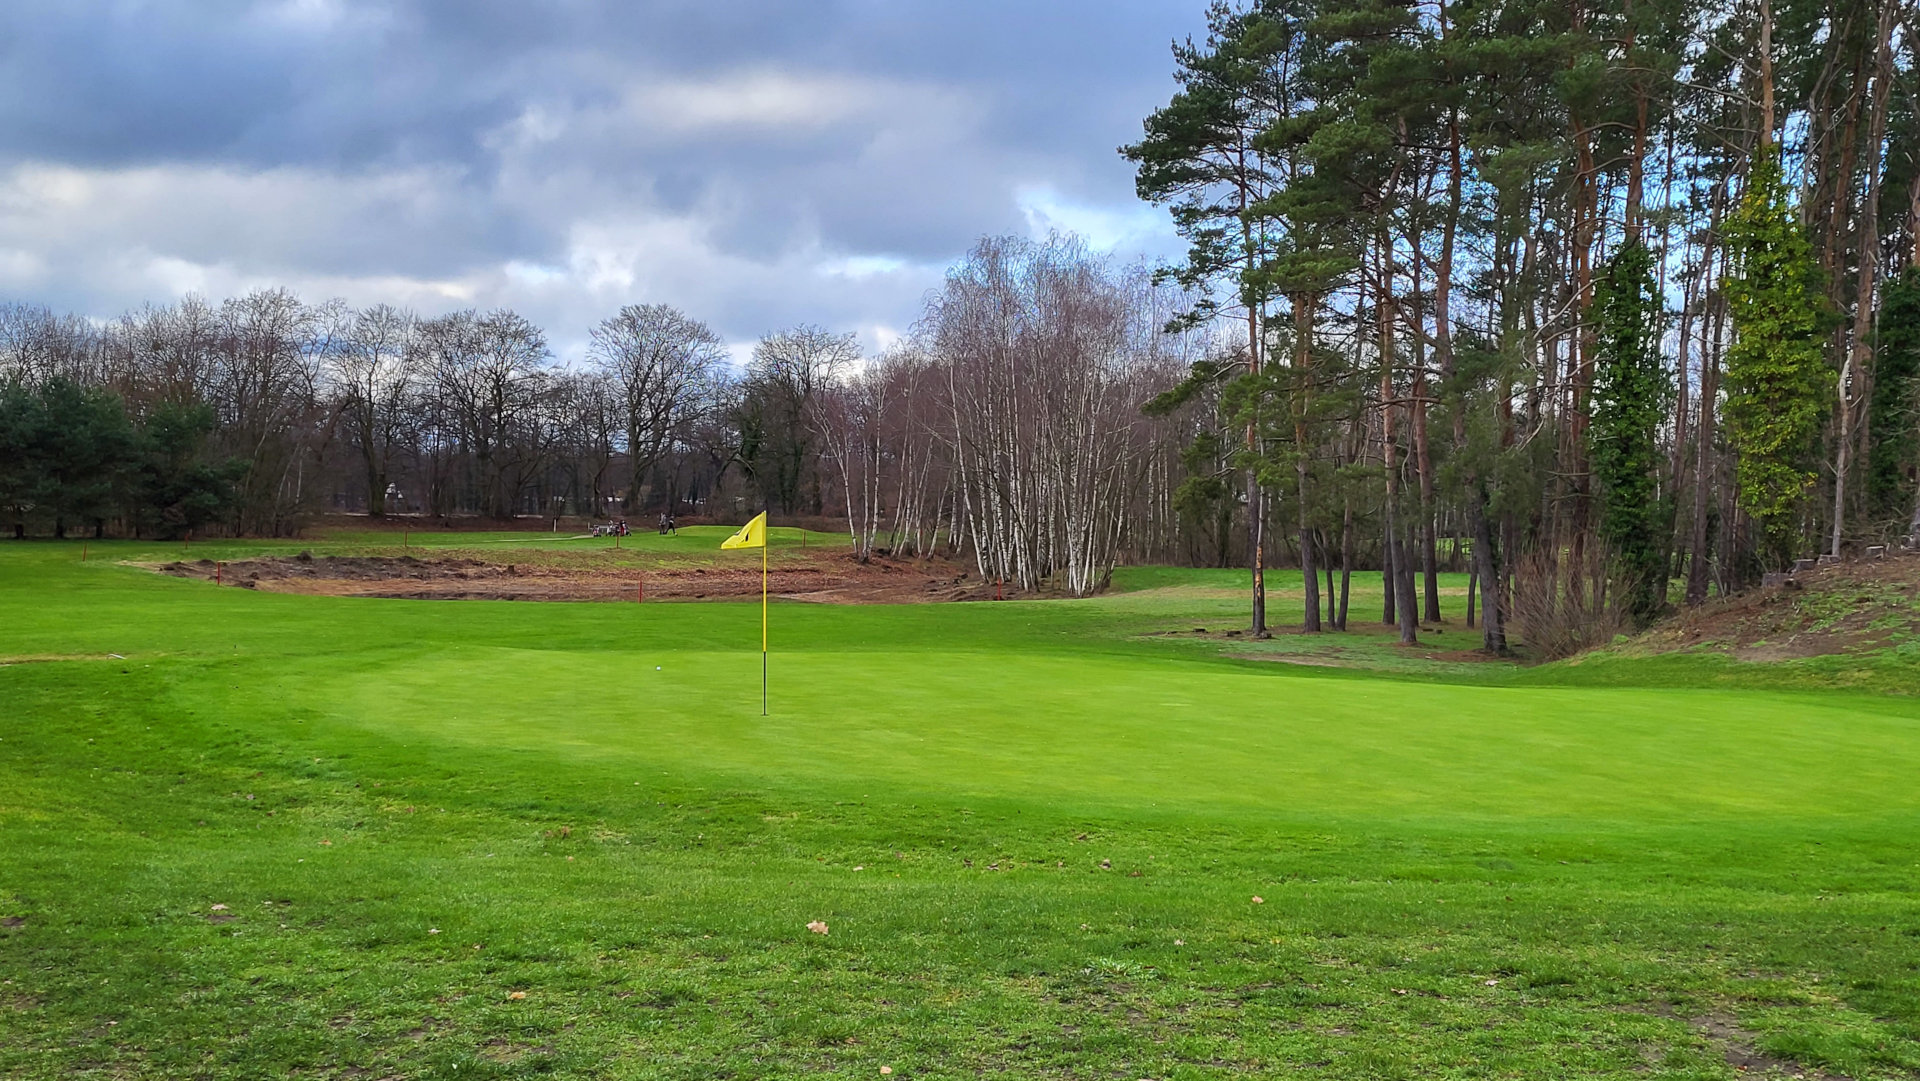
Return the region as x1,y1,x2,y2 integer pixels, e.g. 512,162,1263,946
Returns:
0,0,1204,362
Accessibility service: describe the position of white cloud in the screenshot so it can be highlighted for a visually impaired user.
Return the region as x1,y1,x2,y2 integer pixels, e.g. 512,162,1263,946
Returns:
0,156,945,363
1015,184,1174,256
628,71,892,133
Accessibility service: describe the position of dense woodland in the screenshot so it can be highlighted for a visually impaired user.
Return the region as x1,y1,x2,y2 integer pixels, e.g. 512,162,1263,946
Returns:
1124,0,1920,652
2,0,1916,655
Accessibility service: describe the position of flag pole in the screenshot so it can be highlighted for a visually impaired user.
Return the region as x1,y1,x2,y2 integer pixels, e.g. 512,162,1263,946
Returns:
761,529,768,716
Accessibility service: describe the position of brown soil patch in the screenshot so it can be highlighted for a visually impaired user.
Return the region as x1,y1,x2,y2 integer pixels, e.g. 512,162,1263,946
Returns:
1422,649,1506,664
149,553,1002,605
1692,1011,1851,1080
1628,552,1920,662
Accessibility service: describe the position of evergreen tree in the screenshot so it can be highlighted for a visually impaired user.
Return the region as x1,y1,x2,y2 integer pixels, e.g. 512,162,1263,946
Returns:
1721,149,1837,566
128,401,243,539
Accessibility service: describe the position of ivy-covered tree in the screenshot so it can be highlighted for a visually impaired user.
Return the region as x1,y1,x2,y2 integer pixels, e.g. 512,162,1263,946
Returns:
1588,239,1673,624
1721,149,1837,566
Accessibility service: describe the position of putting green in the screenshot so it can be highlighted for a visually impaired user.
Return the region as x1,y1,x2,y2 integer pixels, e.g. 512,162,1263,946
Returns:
311,644,1920,822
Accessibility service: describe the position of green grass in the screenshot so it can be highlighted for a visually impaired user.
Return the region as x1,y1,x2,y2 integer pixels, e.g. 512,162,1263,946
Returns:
5,539,1920,1078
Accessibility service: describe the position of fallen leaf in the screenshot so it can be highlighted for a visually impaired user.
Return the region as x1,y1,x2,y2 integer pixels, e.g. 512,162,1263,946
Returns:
880,1068,892,1076
807,920,829,936
1173,939,1185,946
209,904,229,912
508,991,526,1000
1251,896,1264,904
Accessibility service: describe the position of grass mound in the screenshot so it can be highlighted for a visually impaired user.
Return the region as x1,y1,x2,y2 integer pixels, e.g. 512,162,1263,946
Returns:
1562,553,1920,695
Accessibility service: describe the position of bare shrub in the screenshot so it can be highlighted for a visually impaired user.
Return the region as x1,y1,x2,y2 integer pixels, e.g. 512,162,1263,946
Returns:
1508,545,1628,660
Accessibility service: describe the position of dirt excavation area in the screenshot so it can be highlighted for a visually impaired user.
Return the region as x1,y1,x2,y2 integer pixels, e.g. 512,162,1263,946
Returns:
149,552,995,604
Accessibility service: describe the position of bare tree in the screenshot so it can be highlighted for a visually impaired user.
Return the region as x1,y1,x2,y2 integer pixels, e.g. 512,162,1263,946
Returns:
427,309,551,519
741,326,860,514
813,357,891,560
931,236,1166,596
587,304,728,511
205,289,334,534
332,304,422,518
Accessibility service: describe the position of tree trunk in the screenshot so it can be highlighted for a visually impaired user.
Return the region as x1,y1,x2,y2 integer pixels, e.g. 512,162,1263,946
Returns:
1297,296,1320,633
1414,367,1439,622
1324,542,1336,628
1379,266,1417,646
1337,497,1353,630
1686,215,1726,606
1382,531,1396,626
1471,488,1505,653
1241,170,1267,638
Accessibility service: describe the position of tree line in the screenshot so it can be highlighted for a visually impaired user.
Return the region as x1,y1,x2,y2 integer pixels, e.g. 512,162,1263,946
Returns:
0,237,1218,596
1125,0,1918,652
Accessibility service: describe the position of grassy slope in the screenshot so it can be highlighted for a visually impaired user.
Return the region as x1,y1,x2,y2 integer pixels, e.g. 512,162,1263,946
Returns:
3,539,1919,1079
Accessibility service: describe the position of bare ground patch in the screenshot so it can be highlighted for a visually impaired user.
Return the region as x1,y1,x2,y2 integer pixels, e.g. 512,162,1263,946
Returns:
1627,1001,1856,1080
1625,552,1920,662
146,553,1003,605
1226,652,1350,667
1692,1011,1852,1080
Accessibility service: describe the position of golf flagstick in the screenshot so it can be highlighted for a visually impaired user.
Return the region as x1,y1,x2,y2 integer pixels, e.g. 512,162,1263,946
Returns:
721,511,772,716
761,534,768,716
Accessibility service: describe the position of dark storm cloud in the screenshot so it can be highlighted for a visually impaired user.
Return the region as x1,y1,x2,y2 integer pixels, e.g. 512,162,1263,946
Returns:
0,0,1200,352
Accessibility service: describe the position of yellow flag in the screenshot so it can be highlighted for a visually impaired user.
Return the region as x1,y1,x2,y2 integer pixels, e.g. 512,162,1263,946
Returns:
720,511,767,550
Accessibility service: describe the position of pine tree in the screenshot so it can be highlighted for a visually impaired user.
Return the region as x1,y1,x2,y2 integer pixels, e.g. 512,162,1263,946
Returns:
1124,1,1297,636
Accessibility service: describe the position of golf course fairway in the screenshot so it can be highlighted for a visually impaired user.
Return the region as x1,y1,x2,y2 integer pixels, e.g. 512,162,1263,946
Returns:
4,536,1919,1078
